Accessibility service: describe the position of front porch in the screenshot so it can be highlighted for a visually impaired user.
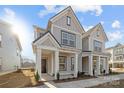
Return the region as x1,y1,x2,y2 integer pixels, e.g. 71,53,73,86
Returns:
36,48,78,80
82,52,109,76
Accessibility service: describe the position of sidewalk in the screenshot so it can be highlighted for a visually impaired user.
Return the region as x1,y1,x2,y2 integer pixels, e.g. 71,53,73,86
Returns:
36,74,124,88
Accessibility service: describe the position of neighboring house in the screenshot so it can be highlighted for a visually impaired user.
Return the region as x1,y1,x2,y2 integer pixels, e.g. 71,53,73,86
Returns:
106,43,124,68
32,6,109,80
0,19,22,72
21,57,35,68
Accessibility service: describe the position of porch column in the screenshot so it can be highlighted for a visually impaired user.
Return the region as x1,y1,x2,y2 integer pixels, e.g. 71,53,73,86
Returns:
51,53,54,76
89,55,93,76
74,53,78,77
97,56,101,75
54,50,59,79
36,48,42,80
106,57,109,74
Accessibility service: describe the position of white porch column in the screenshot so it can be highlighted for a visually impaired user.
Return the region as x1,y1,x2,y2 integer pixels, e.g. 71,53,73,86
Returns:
74,53,78,77
54,51,59,79
89,55,93,76
36,48,42,80
51,52,54,76
106,57,109,74
97,56,101,75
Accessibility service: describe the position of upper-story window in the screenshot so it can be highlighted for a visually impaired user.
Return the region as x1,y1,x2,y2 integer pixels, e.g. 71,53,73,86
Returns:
96,31,100,37
0,34,2,47
94,40,102,52
67,16,71,26
61,31,76,47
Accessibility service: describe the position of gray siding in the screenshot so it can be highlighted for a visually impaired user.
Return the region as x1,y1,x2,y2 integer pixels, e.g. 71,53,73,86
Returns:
82,37,89,51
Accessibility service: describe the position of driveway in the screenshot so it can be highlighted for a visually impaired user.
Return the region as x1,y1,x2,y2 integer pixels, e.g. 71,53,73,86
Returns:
36,74,124,88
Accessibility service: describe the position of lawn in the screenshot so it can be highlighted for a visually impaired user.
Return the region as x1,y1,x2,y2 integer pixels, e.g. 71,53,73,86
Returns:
91,79,124,88
0,69,43,88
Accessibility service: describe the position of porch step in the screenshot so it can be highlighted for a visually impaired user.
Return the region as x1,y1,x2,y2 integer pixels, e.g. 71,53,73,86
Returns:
60,74,74,79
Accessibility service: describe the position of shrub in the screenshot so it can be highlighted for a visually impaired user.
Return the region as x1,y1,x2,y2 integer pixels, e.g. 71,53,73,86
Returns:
57,72,60,80
35,71,40,82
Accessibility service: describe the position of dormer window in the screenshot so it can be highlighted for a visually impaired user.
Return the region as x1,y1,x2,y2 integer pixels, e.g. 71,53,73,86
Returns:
67,16,71,26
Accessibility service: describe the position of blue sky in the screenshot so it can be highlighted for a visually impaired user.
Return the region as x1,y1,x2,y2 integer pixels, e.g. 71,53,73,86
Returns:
0,5,124,60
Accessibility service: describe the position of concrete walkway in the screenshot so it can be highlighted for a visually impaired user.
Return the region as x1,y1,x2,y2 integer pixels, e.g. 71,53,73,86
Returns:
36,74,124,88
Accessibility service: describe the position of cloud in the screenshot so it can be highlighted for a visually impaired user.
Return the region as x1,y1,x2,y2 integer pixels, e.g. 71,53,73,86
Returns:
38,5,103,18
83,25,94,31
72,5,103,16
107,31,123,41
112,20,121,29
100,21,104,25
3,8,16,19
38,5,66,18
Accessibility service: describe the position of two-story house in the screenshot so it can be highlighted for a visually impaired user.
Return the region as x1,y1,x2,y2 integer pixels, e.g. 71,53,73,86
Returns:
81,23,109,76
106,43,124,68
32,6,109,80
0,19,22,73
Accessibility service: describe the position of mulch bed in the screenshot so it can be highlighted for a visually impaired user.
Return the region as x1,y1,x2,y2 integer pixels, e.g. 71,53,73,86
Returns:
90,79,124,88
53,75,96,83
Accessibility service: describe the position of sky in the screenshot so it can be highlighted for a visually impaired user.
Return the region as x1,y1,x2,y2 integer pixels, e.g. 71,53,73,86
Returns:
0,5,124,60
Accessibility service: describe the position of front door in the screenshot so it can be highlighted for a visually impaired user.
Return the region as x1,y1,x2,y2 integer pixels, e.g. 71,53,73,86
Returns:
42,59,47,73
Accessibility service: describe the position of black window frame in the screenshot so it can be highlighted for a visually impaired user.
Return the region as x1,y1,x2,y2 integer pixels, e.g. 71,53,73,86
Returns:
67,16,71,26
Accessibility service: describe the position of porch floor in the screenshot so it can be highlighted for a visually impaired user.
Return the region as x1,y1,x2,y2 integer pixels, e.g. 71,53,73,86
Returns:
41,74,54,81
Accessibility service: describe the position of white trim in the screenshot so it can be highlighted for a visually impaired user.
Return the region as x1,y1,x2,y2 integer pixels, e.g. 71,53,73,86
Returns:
54,50,59,79
74,53,78,77
59,49,76,54
89,55,93,76
51,53,54,75
34,33,60,48
37,45,58,51
53,24,82,36
51,23,53,34
36,48,42,80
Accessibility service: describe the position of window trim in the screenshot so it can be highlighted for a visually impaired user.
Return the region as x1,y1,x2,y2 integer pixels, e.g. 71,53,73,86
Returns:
59,56,67,71
67,16,71,26
61,30,76,47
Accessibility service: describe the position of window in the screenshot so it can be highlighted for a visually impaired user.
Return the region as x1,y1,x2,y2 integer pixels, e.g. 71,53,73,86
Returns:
59,56,67,71
94,40,102,52
96,31,100,37
71,57,74,71
67,16,71,26
0,34,2,47
61,31,76,47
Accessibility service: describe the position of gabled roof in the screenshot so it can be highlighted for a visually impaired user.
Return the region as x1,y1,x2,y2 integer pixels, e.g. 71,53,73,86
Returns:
82,23,108,41
33,25,46,32
106,43,124,50
49,6,85,34
33,31,61,47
